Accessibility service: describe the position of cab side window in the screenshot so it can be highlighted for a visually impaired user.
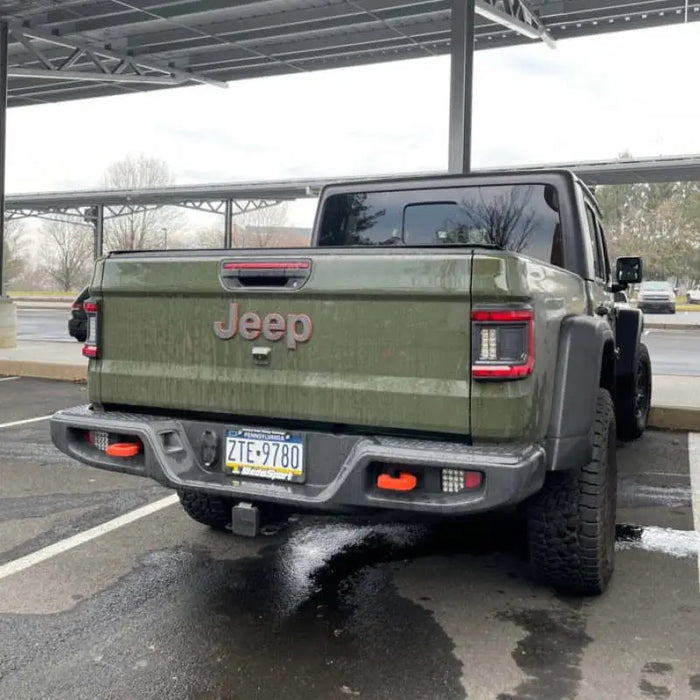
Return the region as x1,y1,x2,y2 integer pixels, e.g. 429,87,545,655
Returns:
585,205,605,281
594,216,611,282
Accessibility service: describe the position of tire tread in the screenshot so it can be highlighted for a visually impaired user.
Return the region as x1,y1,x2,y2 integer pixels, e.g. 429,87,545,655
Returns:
528,388,617,595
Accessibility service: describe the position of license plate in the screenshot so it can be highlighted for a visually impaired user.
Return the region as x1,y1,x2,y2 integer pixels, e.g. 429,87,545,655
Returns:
225,428,304,482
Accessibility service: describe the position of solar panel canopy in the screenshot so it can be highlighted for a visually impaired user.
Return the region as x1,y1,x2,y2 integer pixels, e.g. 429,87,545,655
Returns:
1,0,698,107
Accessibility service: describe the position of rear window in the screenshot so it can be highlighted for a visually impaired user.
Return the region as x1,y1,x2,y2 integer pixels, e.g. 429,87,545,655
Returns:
318,184,564,266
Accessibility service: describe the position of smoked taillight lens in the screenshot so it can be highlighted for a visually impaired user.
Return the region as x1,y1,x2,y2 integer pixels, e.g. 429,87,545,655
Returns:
82,300,99,359
471,309,534,379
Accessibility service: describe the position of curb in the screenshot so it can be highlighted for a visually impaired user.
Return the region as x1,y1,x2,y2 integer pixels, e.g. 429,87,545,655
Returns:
648,406,700,432
10,296,74,303
14,302,71,310
0,360,86,383
645,322,699,331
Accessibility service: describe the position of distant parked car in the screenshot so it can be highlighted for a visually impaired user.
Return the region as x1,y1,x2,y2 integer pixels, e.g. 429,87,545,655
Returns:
637,281,676,314
68,287,89,342
687,286,700,304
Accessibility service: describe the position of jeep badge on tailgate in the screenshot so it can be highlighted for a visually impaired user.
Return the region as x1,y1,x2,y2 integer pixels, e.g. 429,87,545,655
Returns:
214,301,313,349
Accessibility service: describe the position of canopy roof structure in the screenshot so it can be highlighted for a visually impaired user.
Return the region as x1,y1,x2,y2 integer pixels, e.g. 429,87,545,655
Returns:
1,0,698,107
8,154,700,220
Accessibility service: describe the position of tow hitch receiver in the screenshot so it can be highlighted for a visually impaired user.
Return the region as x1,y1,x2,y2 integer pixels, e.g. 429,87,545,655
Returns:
377,472,417,492
232,502,261,537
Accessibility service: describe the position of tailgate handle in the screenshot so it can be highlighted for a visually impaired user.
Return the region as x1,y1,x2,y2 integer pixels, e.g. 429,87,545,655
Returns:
221,260,311,289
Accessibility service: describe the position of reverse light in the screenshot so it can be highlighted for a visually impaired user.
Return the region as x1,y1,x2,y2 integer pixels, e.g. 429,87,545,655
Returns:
441,469,483,493
88,430,109,451
471,309,534,380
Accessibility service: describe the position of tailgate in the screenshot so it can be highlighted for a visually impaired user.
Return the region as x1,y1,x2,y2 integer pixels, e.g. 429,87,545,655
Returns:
93,251,472,435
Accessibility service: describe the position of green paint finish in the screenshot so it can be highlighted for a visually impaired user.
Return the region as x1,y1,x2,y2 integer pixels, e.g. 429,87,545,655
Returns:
470,252,587,443
93,253,473,435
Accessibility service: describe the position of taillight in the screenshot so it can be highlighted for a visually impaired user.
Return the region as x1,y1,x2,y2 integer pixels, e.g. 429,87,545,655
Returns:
471,309,534,379
82,300,99,358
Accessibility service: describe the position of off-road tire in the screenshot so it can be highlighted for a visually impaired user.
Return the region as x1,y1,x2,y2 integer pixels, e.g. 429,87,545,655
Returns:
177,489,233,531
616,343,651,441
528,389,617,595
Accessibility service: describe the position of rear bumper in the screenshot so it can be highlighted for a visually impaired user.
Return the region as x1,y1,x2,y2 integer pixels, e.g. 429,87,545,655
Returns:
51,405,546,516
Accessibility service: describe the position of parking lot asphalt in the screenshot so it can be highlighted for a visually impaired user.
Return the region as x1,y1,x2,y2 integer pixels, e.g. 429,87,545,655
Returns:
0,378,699,699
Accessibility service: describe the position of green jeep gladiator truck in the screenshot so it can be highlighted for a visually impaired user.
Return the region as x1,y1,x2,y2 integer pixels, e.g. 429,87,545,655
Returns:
51,170,651,595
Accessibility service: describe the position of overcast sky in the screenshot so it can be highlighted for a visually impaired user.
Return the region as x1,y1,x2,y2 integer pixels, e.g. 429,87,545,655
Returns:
6,20,700,227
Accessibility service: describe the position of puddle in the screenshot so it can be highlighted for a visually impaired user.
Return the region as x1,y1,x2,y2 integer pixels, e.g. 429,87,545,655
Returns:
616,524,700,558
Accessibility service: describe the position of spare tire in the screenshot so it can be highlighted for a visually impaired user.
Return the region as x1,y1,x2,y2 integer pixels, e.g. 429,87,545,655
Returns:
177,490,233,531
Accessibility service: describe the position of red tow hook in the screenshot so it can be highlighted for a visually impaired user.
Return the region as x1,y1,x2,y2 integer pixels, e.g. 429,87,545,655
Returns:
105,442,142,458
377,472,417,492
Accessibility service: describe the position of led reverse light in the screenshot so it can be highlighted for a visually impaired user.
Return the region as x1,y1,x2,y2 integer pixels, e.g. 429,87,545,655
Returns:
441,469,483,493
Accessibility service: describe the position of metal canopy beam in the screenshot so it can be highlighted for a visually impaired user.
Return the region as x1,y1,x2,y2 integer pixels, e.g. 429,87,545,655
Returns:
6,155,700,223
475,0,556,48
7,24,228,89
9,68,181,85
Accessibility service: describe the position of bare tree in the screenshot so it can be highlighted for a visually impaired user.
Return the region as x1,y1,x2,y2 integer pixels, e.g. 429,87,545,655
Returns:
183,203,292,249
2,219,28,291
190,224,225,249
102,154,182,251
41,220,92,291
454,187,537,252
234,202,290,247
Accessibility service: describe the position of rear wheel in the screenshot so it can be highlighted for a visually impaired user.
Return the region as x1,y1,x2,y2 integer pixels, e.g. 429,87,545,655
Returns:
616,343,651,441
177,490,233,531
528,389,617,595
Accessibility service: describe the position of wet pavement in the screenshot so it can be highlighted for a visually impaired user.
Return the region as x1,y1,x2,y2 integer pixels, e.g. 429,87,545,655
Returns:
643,328,700,376
17,308,74,343
0,378,699,699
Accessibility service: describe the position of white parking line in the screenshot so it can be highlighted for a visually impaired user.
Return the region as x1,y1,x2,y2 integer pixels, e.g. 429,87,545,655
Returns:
0,414,53,430
689,433,700,591
0,494,179,582
0,376,20,382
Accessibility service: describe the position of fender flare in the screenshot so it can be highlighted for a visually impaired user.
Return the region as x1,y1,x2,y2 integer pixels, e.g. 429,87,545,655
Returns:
545,315,615,471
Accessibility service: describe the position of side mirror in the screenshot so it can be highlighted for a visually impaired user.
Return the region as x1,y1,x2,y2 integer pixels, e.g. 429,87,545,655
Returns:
615,256,643,287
